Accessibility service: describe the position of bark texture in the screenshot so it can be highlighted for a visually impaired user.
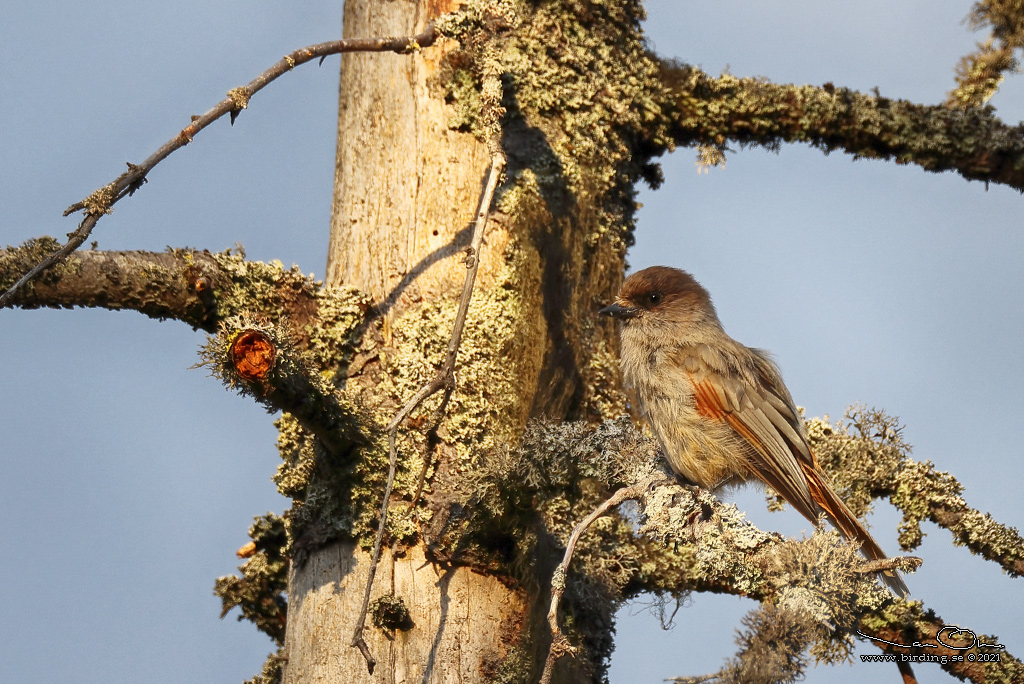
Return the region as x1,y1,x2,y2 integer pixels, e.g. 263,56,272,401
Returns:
283,0,665,680
292,3,524,678
285,543,538,683
326,0,492,316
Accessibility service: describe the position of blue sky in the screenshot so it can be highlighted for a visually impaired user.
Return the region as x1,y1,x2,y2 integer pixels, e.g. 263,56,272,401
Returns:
2,2,1022,683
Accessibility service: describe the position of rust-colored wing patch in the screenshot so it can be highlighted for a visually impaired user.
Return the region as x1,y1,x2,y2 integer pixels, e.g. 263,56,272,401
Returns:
691,377,761,447
691,379,727,420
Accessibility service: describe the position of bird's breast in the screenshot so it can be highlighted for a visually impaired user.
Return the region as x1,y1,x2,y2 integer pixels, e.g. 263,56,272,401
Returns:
622,348,739,488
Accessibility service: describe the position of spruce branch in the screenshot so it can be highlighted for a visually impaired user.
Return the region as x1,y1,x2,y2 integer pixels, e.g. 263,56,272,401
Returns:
1,240,375,373
0,240,223,328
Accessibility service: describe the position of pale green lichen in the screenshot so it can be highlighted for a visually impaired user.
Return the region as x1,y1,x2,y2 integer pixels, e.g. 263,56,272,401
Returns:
891,458,1024,576
657,59,1024,190
641,485,777,595
198,309,382,552
486,645,531,684
454,418,662,673
466,418,912,680
435,0,675,253
242,647,285,684
578,339,629,421
214,513,288,645
207,250,297,318
204,250,373,360
192,264,374,554
386,253,540,471
803,407,1024,577
949,38,1014,107
370,594,412,632
274,409,402,556
304,285,372,373
801,407,909,521
0,236,79,289
947,1,1024,108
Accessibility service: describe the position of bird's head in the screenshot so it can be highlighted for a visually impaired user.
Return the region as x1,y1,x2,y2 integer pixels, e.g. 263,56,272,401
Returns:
600,266,719,331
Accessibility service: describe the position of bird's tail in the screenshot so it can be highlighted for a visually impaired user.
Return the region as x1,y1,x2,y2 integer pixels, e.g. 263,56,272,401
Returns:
802,464,909,598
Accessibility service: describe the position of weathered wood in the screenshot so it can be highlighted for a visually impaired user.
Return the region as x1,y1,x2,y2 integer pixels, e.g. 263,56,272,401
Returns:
326,0,493,318
283,542,535,683
288,1,553,680
284,0,652,679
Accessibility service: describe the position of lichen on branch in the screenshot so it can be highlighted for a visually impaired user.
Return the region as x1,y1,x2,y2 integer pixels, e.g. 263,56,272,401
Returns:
435,0,677,253
215,513,289,684
458,419,881,678
655,60,1024,191
464,412,1021,682
949,0,1024,107
199,313,367,468
215,513,289,644
0,240,374,348
805,407,1024,578
0,238,223,327
950,38,1018,108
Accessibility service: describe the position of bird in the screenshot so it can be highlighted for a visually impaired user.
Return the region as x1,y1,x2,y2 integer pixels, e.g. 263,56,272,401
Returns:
600,265,908,597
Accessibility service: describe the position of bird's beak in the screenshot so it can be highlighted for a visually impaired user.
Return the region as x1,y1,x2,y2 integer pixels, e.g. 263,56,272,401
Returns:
599,301,638,319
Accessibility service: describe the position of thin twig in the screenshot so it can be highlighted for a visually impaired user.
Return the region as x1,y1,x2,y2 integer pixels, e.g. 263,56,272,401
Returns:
406,395,452,514
0,25,438,308
539,475,673,684
350,152,507,673
0,214,102,308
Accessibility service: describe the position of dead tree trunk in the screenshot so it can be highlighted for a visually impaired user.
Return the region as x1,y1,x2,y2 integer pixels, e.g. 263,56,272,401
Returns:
282,1,668,681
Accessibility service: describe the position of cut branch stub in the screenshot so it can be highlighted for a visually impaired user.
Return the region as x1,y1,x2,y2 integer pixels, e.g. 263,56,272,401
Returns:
230,330,278,382
201,314,365,467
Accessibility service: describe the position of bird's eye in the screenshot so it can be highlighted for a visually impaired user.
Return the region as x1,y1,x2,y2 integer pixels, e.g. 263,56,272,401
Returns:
647,292,662,305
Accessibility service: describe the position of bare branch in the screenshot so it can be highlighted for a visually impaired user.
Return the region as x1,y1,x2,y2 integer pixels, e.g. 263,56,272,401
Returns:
0,240,224,329
0,24,438,308
350,151,507,673
540,475,673,684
